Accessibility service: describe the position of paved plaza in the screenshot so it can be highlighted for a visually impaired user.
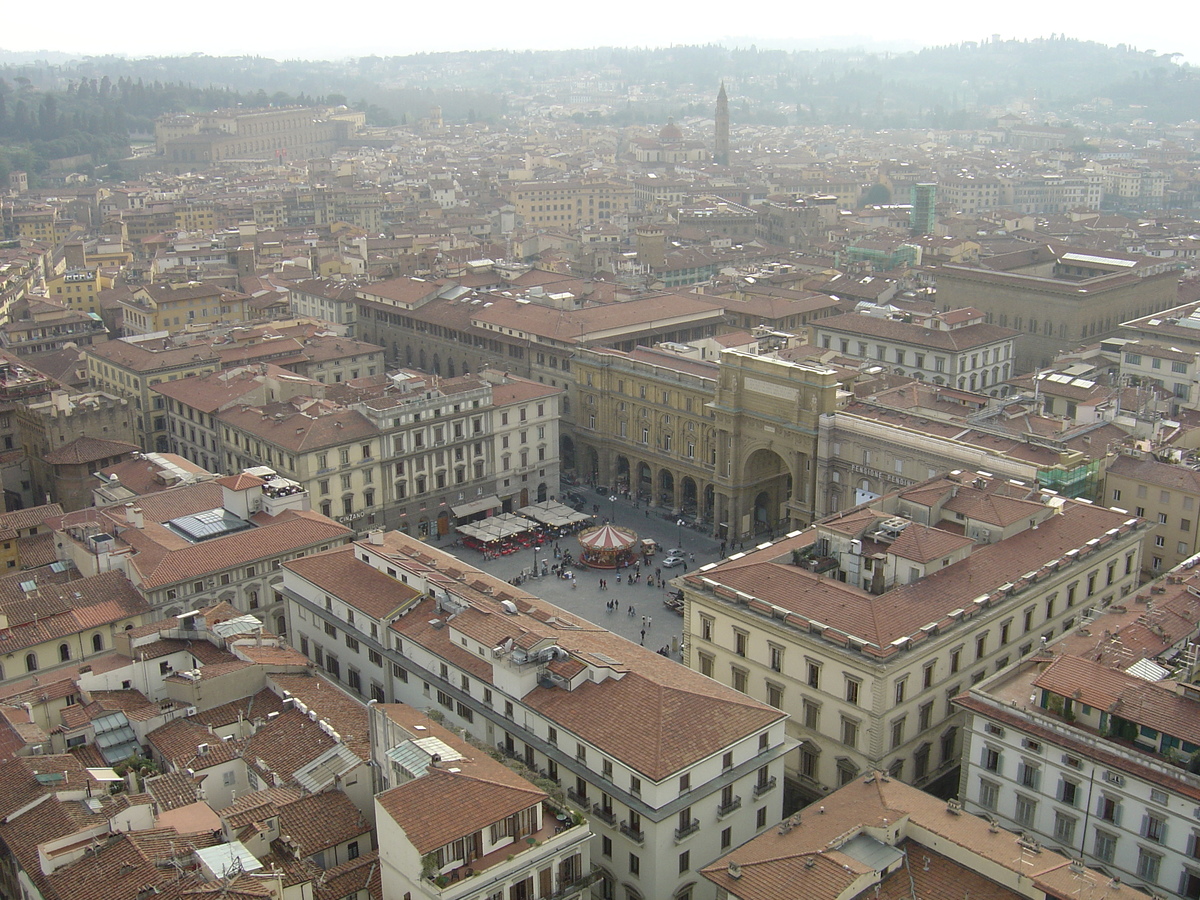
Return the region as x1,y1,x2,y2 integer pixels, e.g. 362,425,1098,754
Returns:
433,492,730,658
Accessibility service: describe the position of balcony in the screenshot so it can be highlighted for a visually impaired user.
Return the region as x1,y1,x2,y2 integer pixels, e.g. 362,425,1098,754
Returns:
590,804,616,826
423,802,586,894
619,820,644,845
674,818,700,842
548,870,597,899
566,786,589,807
716,795,742,818
753,776,777,798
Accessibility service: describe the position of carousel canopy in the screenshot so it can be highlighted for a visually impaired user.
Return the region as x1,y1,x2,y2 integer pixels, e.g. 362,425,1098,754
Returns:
578,523,638,551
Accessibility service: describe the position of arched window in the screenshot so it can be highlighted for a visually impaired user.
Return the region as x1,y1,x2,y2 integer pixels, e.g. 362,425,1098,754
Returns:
25,653,38,673
59,643,71,663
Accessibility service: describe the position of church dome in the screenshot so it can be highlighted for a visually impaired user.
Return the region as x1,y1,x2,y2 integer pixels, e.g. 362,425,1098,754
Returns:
658,117,683,141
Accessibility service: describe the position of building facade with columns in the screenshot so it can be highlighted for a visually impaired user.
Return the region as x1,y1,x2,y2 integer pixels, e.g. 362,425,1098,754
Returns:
573,346,840,539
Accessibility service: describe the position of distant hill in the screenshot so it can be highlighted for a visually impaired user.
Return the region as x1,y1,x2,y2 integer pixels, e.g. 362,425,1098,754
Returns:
0,36,1196,182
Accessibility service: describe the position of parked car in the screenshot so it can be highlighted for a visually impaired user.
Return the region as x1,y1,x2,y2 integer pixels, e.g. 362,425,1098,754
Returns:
662,555,685,568
666,548,685,557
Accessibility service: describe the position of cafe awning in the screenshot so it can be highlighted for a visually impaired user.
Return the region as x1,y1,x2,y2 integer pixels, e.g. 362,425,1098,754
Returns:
451,494,502,518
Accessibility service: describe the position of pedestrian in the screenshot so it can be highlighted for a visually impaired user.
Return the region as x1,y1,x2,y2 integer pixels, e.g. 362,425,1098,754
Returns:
655,567,661,578
642,615,647,627
720,541,726,556
645,510,649,518
648,616,653,629
683,562,688,572
640,629,646,644
616,572,621,584
615,600,620,612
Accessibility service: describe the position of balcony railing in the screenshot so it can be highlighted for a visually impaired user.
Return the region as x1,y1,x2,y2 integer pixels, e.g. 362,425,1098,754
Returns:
753,776,777,798
591,804,616,826
716,795,742,818
619,820,644,845
674,818,700,842
566,786,589,806
548,871,597,899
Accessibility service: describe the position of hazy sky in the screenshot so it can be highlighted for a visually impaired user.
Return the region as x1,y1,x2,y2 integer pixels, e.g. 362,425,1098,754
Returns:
7,0,1199,64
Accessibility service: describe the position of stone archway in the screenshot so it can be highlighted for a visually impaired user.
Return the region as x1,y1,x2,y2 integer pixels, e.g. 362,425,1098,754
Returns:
659,469,675,509
742,448,792,536
560,435,576,473
635,461,651,501
585,446,600,482
537,482,548,502
680,476,698,515
703,484,715,522
615,455,631,492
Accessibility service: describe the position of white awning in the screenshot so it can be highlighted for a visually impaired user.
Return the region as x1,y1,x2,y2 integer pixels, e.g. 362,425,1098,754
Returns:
452,494,503,518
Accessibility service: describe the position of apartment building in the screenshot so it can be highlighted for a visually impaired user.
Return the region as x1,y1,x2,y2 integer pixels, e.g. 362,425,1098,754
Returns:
955,573,1200,897
118,281,254,335
702,772,1154,900
0,569,150,688
55,471,352,631
1118,340,1199,413
502,179,634,228
813,307,1019,394
1104,455,1200,575
679,470,1146,809
0,297,108,356
153,364,325,473
44,267,114,316
282,530,790,900
371,702,593,900
86,336,222,451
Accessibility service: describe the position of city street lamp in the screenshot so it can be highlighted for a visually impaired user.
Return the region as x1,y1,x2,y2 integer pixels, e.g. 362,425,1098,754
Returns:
609,494,617,523
677,519,685,553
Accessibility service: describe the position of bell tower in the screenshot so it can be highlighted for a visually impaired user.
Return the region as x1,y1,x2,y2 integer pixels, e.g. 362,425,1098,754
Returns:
714,82,730,166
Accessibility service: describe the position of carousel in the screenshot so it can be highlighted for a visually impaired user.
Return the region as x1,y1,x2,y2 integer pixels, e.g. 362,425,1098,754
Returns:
577,523,639,569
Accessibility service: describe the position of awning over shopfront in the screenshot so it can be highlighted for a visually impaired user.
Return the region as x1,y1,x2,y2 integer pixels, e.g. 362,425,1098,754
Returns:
451,494,502,518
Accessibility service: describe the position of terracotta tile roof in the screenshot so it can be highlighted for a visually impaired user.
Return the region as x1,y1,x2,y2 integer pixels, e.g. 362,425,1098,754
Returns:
125,509,351,591
147,717,242,770
692,500,1133,651
817,312,1019,351
886,523,974,564
243,708,340,781
373,709,546,855
266,673,370,763
313,850,382,900
215,473,266,491
1034,654,1200,746
0,502,64,532
42,436,139,465
145,770,203,811
284,550,423,619
47,827,221,900
192,689,287,730
702,774,1152,900
274,790,370,857
1107,454,1200,493
0,570,150,655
